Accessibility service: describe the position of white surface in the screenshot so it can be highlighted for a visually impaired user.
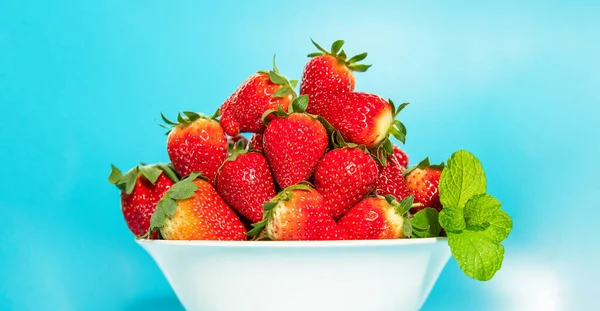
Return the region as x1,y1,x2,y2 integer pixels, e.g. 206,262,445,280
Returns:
138,238,451,311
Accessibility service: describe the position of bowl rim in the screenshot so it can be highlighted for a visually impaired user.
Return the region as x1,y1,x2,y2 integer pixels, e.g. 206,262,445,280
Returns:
136,237,448,248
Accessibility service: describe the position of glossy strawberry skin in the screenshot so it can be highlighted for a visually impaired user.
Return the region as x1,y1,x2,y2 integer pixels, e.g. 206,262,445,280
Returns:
314,147,379,219
121,173,173,238
300,55,354,97
373,146,412,200
160,179,246,240
405,168,443,212
249,133,264,152
167,118,227,183
266,187,343,241
263,113,328,189
216,152,276,223
220,73,293,136
307,92,394,148
338,197,404,240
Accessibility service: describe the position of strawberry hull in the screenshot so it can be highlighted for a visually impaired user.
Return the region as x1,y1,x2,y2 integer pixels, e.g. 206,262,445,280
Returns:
138,238,450,311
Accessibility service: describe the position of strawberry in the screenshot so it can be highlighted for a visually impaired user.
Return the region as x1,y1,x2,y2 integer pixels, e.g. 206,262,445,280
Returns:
249,133,264,152
161,111,227,184
263,95,328,189
216,147,276,223
108,164,179,238
373,145,412,200
300,39,370,97
219,58,297,136
338,196,414,240
404,158,445,212
307,92,408,150
313,139,379,219
248,184,343,241
148,173,247,240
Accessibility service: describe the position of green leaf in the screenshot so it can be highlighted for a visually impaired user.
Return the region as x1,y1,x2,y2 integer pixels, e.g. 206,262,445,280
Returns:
272,54,279,73
291,95,309,113
310,38,328,54
464,194,501,227
338,50,347,60
331,40,344,55
157,163,180,183
347,63,372,72
389,126,406,144
263,202,278,211
411,208,442,238
182,111,201,121
396,102,410,116
121,167,139,195
290,80,298,88
139,165,162,185
447,230,505,281
396,195,414,216
268,71,287,85
177,112,185,124
383,138,393,154
439,150,487,209
347,52,367,64
439,207,466,232
160,198,178,217
168,179,199,200
160,113,177,125
307,52,324,57
273,85,291,98
149,207,166,230
402,216,413,237
108,165,123,184
486,210,512,243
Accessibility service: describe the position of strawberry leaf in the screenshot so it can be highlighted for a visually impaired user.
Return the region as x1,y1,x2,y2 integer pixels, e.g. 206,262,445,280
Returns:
331,40,344,55
347,63,372,72
347,52,367,64
291,95,309,113
157,163,180,183
307,52,324,57
310,38,328,54
139,165,162,185
108,165,123,185
121,167,139,195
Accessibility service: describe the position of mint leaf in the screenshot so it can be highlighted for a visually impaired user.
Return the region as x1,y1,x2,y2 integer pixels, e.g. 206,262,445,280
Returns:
447,230,504,281
486,210,512,242
439,207,466,231
464,194,501,227
411,208,442,238
439,150,486,209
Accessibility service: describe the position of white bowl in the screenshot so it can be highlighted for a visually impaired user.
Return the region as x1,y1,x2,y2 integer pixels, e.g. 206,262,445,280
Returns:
138,238,451,311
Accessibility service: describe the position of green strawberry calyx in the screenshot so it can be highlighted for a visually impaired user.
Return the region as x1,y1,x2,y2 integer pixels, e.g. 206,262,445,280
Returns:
159,111,214,135
372,100,410,166
140,172,204,239
247,183,313,238
261,94,318,125
258,54,298,99
108,163,180,194
403,157,445,177
308,39,372,72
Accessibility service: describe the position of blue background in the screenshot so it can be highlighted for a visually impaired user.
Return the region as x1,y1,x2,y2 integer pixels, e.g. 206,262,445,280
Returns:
1,1,599,310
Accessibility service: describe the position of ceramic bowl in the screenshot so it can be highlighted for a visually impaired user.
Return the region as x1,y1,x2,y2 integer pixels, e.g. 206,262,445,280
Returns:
138,238,450,311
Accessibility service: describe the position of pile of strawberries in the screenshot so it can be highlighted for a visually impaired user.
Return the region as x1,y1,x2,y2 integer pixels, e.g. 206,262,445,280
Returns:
109,40,445,241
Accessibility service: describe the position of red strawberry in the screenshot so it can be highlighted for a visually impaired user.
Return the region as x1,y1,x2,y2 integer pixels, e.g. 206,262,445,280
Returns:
314,143,379,219
248,184,343,241
373,145,412,200
148,173,247,240
249,133,264,152
162,111,227,184
216,149,276,223
263,96,328,189
338,196,412,240
219,59,296,136
300,39,370,97
307,92,408,149
108,164,179,238
405,158,444,212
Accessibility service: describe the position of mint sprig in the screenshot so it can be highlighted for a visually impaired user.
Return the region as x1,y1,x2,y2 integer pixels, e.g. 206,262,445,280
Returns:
438,150,513,281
